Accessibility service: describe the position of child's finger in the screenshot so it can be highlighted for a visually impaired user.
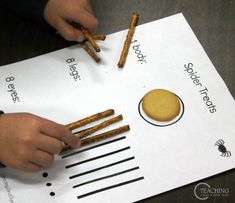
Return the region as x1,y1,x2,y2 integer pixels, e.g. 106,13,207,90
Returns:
40,119,80,149
31,150,54,167
37,134,64,154
11,161,42,173
56,18,85,41
69,10,98,34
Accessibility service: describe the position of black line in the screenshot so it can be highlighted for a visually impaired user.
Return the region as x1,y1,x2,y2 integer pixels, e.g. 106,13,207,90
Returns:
73,166,140,188
77,177,144,199
66,147,130,169
61,136,126,159
69,157,135,179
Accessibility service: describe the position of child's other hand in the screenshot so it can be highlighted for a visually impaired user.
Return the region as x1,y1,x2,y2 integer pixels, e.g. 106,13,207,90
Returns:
43,0,98,42
0,113,80,172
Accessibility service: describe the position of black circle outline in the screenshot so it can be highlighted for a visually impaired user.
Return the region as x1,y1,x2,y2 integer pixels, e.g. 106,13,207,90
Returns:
138,94,185,127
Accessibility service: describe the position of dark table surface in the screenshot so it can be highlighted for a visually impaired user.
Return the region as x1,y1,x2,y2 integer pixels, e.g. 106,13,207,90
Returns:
0,0,234,202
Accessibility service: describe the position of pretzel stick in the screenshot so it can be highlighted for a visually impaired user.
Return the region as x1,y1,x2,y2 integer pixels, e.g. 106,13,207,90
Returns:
118,12,139,68
75,115,123,139
81,125,130,146
61,125,130,153
81,27,101,52
82,42,101,63
92,34,106,41
66,109,114,130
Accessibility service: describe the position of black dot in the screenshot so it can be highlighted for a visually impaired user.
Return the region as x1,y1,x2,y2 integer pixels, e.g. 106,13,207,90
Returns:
42,172,48,177
50,192,55,196
46,183,52,186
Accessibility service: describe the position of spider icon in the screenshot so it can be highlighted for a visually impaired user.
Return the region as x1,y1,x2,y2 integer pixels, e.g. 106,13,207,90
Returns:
215,139,231,157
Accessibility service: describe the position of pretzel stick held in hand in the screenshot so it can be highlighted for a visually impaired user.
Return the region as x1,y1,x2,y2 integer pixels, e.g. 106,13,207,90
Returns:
92,34,106,41
80,125,130,146
75,115,123,139
81,27,101,52
66,109,114,130
61,110,130,154
118,12,139,68
61,125,129,152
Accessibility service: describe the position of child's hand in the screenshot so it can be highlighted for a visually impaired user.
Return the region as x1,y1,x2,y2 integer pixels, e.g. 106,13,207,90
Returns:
43,0,98,41
0,113,80,172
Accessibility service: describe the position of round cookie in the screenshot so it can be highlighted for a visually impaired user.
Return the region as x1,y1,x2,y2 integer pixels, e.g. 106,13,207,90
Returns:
142,89,180,121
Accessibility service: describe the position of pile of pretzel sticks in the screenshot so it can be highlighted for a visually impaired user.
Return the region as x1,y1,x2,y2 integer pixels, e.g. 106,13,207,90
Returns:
61,109,130,153
81,12,139,68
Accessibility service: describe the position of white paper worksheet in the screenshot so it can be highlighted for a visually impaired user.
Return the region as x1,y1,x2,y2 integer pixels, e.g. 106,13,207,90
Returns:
0,13,235,203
